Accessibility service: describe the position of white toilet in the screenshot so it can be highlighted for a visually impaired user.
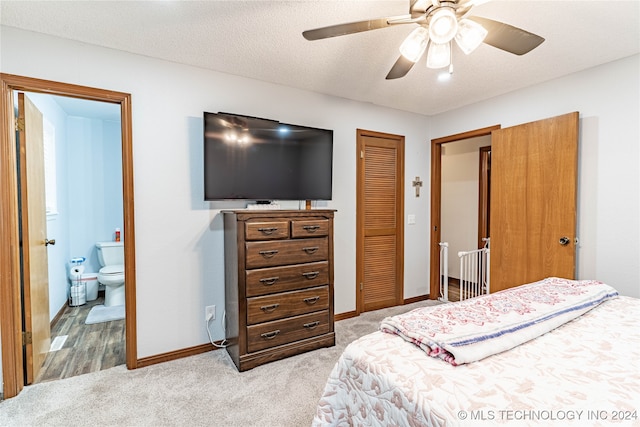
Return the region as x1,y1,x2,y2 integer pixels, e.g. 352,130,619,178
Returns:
96,241,125,307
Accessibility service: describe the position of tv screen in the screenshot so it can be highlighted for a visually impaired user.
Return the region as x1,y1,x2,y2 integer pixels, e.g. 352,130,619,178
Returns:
204,112,333,201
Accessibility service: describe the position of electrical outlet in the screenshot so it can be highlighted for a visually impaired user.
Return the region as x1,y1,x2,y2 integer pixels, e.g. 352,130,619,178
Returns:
205,305,216,321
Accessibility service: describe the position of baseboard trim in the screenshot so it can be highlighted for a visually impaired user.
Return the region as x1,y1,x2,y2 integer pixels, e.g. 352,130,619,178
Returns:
335,295,432,322
404,294,431,304
335,310,358,322
136,341,223,369
50,302,67,330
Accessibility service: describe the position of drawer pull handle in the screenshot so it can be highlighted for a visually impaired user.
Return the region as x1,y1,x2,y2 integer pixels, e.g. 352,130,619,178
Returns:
259,277,279,286
303,296,320,305
302,225,320,232
259,249,279,258
260,303,279,312
302,246,319,254
303,321,320,329
302,271,319,280
260,330,280,339
258,227,278,235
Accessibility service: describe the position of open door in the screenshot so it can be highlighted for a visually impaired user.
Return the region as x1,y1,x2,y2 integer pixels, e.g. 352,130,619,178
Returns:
490,112,579,292
17,93,51,384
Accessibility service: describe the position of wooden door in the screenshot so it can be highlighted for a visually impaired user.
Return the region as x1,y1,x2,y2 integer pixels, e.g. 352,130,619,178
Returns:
356,129,404,313
18,93,51,384
490,112,579,292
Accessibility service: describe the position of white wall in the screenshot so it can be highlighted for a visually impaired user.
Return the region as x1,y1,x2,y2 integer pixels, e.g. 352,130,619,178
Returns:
1,25,637,371
0,26,430,359
431,54,640,298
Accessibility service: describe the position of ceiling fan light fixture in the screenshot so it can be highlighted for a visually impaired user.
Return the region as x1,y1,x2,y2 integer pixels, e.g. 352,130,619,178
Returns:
455,18,488,54
399,26,429,62
428,7,458,44
469,0,491,6
426,41,451,69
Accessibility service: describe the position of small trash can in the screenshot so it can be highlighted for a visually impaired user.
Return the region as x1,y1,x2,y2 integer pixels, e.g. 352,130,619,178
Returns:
83,274,99,301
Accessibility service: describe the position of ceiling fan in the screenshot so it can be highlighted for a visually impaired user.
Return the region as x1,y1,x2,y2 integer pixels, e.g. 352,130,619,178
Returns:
302,0,545,79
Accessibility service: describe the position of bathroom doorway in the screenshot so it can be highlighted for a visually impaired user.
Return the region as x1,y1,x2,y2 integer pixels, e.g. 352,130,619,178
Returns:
19,91,126,384
0,74,137,399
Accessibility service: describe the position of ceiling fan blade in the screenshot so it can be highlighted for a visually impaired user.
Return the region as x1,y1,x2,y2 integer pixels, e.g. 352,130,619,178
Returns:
385,55,416,80
467,16,545,55
303,15,411,41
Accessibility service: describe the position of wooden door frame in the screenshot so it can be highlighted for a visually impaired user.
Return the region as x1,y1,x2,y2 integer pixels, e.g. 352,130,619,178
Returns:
478,145,491,249
356,129,405,314
0,73,137,399
429,125,500,299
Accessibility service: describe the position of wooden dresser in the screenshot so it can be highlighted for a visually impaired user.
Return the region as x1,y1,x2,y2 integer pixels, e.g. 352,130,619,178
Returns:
222,209,336,371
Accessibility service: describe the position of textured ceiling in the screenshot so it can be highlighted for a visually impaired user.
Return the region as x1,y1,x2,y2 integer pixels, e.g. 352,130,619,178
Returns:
1,0,639,115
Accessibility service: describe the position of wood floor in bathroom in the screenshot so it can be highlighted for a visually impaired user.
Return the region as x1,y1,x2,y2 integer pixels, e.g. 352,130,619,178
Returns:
35,295,125,384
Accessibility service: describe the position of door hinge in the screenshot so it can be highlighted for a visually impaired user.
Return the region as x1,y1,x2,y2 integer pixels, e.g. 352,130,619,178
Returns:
360,150,364,159
22,331,32,345
360,282,363,291
15,117,25,132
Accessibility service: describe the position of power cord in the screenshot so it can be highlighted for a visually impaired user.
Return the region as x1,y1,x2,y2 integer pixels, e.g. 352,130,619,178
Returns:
206,311,228,348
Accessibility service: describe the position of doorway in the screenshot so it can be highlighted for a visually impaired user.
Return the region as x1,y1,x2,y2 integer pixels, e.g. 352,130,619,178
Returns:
429,113,579,299
356,129,405,313
0,73,137,399
439,136,492,300
19,91,126,384
429,126,501,299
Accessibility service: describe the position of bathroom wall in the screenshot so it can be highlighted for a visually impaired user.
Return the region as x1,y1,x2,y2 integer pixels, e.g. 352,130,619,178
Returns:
67,116,123,274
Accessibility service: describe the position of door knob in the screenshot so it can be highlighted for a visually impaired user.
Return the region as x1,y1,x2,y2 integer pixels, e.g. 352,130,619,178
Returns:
45,238,56,246
559,237,570,246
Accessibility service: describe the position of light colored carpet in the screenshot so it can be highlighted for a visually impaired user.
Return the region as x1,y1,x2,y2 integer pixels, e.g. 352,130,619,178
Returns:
85,304,125,324
0,300,440,426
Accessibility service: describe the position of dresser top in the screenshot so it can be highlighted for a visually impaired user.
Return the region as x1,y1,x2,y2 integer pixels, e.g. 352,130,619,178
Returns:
222,209,336,219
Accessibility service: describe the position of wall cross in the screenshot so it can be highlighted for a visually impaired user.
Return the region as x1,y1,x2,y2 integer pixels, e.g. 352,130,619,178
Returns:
412,176,423,197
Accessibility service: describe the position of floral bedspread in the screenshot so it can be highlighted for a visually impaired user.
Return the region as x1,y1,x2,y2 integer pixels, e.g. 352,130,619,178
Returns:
313,295,640,427
380,278,618,365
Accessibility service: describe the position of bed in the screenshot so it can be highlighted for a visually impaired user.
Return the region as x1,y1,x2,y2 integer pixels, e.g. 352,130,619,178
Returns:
313,278,640,426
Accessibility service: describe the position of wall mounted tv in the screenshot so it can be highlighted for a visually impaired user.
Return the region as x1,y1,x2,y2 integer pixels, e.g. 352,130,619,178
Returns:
204,112,333,201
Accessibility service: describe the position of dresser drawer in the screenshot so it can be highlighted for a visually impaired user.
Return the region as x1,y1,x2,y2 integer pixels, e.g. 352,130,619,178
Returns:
291,219,330,238
247,286,329,325
247,310,330,353
245,237,328,269
245,261,329,297
245,221,290,240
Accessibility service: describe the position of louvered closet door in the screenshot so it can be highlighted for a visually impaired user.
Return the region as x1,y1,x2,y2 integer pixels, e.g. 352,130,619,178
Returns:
357,130,404,313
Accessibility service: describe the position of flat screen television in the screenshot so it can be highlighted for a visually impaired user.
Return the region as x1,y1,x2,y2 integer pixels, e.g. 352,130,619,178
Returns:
204,112,333,201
